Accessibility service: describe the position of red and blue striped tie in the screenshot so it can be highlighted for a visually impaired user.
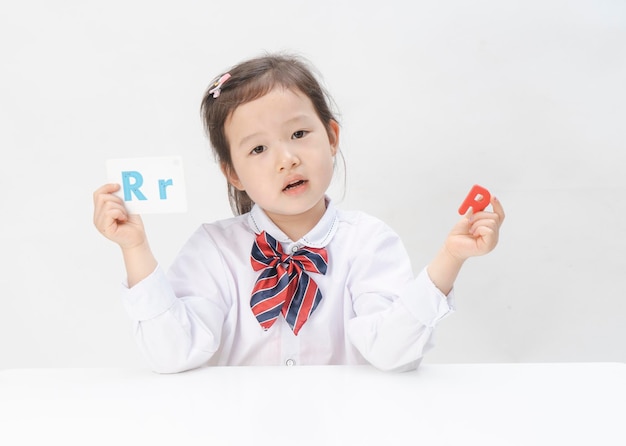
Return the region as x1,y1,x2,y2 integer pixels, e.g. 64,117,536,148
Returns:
250,231,328,335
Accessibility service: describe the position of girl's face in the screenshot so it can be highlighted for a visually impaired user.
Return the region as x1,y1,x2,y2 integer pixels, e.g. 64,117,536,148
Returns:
223,87,339,239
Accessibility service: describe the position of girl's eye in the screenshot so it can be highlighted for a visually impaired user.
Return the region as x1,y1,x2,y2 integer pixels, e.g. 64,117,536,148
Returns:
251,145,266,155
292,130,307,139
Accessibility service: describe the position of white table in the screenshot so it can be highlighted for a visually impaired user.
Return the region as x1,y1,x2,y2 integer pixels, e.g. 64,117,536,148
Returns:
1,363,625,445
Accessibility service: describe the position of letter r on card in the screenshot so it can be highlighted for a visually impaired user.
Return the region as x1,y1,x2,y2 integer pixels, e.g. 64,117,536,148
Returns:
106,156,187,214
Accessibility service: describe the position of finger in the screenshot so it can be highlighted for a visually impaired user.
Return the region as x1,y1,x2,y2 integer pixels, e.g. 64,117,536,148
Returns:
469,218,497,243
94,198,129,231
470,217,498,236
104,202,129,222
93,183,121,199
473,224,498,248
470,201,504,227
94,188,125,212
490,196,505,223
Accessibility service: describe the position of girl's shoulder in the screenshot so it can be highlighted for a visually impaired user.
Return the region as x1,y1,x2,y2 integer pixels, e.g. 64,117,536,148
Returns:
184,213,253,248
331,208,407,255
335,208,399,237
200,213,249,232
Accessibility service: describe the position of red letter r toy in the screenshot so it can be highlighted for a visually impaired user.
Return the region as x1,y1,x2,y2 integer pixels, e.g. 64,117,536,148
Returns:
458,184,491,215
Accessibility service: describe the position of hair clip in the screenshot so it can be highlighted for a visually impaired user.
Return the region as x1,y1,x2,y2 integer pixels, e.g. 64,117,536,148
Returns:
208,73,231,98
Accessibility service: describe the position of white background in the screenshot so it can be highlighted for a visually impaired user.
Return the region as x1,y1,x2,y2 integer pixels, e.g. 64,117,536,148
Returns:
1,0,624,370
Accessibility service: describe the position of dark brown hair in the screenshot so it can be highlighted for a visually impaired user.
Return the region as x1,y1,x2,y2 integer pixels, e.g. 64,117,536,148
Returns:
200,53,340,215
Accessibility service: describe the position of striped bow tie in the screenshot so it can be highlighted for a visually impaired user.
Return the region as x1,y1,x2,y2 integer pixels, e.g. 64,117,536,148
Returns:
250,231,328,335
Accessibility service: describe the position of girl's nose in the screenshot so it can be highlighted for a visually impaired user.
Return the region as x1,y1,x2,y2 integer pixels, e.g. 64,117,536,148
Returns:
277,145,300,171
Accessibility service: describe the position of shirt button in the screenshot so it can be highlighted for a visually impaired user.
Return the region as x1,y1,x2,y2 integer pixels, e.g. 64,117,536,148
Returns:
291,246,299,253
285,358,296,366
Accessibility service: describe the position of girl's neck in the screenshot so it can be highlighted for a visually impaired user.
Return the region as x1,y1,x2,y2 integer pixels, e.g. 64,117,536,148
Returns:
264,198,327,241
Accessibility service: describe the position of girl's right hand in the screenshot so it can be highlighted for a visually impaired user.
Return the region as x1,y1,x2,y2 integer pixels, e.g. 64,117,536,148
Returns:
93,183,147,249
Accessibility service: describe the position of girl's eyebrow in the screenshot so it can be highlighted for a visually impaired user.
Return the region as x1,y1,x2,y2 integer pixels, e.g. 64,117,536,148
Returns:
237,131,264,149
285,114,309,124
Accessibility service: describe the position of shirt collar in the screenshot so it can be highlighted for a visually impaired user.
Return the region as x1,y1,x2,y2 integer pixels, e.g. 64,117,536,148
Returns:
247,196,339,249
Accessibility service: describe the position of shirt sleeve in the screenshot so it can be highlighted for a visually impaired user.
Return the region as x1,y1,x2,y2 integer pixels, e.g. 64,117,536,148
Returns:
120,226,230,373
345,218,455,372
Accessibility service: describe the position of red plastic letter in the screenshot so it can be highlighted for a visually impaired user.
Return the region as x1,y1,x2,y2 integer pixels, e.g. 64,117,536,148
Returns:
458,184,491,215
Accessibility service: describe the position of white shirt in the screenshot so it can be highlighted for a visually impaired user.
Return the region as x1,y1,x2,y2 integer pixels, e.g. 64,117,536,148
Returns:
121,200,454,373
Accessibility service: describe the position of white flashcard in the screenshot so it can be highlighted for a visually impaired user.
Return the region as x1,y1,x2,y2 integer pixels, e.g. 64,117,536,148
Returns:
106,156,187,214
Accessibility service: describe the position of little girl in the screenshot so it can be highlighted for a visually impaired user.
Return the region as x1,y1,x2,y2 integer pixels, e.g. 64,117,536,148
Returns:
93,53,505,373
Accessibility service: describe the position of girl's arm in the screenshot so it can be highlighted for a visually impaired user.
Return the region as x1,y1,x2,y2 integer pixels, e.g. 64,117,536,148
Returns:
427,196,505,295
95,185,224,373
93,183,157,287
120,241,158,288
347,197,505,372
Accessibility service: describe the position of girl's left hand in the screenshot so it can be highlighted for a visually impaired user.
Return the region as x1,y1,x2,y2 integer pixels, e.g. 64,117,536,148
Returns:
444,196,505,261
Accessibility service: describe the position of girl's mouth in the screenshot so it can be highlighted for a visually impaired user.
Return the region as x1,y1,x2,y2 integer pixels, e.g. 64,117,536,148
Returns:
283,180,307,191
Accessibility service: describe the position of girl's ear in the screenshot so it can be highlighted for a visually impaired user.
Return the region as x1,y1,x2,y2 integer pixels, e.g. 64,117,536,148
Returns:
328,119,340,156
221,163,244,191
